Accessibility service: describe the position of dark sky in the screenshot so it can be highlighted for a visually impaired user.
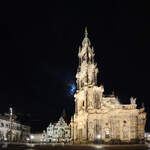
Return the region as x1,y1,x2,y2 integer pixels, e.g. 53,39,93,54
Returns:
0,1,150,132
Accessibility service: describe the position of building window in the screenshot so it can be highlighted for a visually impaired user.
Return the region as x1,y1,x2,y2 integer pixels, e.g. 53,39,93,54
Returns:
6,124,9,128
1,123,4,127
79,129,82,140
105,130,109,138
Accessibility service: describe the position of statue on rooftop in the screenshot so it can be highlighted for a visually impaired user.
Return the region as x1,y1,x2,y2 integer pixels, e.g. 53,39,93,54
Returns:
130,97,136,105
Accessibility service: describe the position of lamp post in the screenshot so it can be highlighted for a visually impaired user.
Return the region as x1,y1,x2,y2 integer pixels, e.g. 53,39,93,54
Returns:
97,134,101,139
30,135,34,143
9,107,13,142
96,134,101,144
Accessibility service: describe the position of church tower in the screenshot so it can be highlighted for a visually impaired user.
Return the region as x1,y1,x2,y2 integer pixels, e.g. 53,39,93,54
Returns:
76,27,98,88
71,28,146,144
75,28,104,115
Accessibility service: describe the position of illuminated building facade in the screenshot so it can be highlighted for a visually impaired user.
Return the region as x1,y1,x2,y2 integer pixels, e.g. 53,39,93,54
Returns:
71,28,146,144
45,116,71,143
0,108,30,142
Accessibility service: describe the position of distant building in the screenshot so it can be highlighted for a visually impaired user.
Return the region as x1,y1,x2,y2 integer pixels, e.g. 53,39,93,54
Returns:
0,108,30,142
71,28,146,144
43,116,71,143
145,132,150,142
29,132,43,143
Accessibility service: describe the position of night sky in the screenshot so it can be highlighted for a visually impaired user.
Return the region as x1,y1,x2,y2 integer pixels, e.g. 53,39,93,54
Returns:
0,1,150,132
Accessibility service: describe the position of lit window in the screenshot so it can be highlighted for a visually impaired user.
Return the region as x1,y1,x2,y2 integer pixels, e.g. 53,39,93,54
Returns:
105,130,109,138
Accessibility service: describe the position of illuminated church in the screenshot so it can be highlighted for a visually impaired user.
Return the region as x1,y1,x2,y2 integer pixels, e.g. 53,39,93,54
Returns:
71,28,146,144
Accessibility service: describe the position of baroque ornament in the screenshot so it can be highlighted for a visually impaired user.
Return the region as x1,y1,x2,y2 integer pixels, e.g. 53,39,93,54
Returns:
71,28,146,144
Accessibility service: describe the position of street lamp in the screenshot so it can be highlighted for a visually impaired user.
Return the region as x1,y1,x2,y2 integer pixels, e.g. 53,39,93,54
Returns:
26,137,30,142
9,107,13,142
96,134,101,144
30,135,34,143
97,134,101,139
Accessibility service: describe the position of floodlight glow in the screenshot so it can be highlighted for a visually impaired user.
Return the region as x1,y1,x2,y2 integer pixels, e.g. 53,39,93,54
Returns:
30,135,34,139
97,134,101,139
148,134,150,138
94,145,103,149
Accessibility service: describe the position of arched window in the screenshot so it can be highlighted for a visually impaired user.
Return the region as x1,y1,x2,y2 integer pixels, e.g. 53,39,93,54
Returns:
105,129,109,138
94,92,100,109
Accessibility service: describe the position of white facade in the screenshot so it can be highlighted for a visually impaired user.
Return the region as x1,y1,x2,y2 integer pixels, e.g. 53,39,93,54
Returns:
0,115,30,142
29,133,43,143
45,117,71,143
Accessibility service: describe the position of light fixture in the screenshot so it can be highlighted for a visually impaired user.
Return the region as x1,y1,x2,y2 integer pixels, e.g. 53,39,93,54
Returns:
97,134,101,139
30,135,34,139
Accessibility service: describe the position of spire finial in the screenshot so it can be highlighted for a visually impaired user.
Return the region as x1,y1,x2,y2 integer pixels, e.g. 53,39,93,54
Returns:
82,26,90,46
85,26,88,37
85,26,88,33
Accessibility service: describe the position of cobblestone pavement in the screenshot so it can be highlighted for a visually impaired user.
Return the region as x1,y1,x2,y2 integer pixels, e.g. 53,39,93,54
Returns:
0,143,148,150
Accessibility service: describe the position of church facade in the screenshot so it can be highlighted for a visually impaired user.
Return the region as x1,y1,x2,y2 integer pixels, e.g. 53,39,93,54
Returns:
71,28,146,144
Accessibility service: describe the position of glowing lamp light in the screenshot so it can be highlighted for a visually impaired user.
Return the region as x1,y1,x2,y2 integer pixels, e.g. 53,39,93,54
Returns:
94,145,102,149
97,134,101,139
30,135,34,139
148,134,150,138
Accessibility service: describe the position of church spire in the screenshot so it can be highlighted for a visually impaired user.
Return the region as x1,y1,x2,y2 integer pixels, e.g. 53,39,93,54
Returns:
82,27,90,46
76,28,99,89
85,26,88,38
